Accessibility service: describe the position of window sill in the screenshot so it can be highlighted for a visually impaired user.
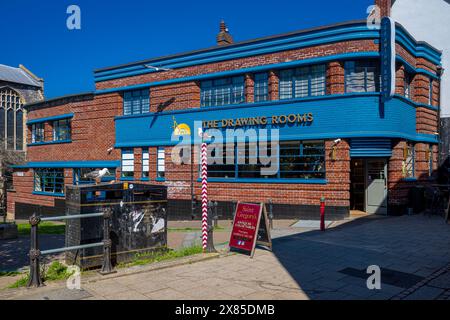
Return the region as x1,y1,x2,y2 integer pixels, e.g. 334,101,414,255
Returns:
28,140,72,146
33,191,65,197
120,177,135,181
197,178,327,184
156,178,166,182
141,177,150,181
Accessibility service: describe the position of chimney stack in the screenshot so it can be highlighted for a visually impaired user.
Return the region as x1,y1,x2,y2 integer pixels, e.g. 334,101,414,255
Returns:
216,20,233,46
375,0,392,17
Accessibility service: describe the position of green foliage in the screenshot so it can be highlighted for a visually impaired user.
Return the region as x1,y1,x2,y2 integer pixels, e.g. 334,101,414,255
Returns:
7,261,74,288
0,271,21,277
118,245,203,268
17,222,65,236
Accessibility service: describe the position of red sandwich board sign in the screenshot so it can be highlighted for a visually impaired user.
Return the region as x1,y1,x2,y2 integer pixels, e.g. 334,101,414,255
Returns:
229,202,272,257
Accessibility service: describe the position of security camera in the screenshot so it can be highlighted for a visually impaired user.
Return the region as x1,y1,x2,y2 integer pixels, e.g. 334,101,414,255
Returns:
333,139,342,144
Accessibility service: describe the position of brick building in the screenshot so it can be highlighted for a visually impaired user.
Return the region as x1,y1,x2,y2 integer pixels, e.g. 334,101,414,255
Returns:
7,0,443,220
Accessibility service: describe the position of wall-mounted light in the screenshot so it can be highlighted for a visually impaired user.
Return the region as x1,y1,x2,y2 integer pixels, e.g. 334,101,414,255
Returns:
331,139,341,161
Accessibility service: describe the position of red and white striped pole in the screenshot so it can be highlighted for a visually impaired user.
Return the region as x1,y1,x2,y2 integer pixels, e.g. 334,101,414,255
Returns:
201,141,208,251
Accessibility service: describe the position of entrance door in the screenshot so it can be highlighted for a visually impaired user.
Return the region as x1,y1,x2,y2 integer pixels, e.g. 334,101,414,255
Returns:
365,159,388,215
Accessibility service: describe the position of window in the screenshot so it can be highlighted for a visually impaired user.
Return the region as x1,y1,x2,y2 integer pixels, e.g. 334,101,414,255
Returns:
254,73,269,102
123,89,150,115
0,88,24,150
121,149,134,178
73,168,116,185
157,147,165,179
34,169,64,195
207,140,326,180
53,119,71,141
279,65,326,100
142,149,149,178
429,79,433,105
200,76,245,107
31,123,45,143
345,60,380,93
403,143,415,178
404,72,412,99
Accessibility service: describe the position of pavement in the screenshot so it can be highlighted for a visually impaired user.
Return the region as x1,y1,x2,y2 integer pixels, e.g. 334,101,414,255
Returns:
1,214,449,300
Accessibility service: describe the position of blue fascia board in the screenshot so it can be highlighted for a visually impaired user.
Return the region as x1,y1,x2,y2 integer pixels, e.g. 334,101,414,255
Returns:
14,161,121,169
27,113,74,125
32,191,65,198
28,140,72,147
395,29,442,64
396,56,440,80
120,177,135,181
196,178,328,184
393,94,439,111
96,52,380,94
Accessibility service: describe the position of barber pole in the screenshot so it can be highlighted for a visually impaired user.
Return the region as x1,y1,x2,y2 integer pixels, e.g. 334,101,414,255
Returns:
201,142,208,251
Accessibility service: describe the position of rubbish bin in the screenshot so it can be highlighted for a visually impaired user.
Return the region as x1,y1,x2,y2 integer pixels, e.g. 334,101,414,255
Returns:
409,185,425,214
65,182,168,269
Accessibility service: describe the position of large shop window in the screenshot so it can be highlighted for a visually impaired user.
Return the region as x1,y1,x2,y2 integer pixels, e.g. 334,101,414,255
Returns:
73,168,116,185
254,73,269,102
34,168,65,195
279,65,326,100
403,143,415,178
200,76,245,107
123,89,150,116
31,123,45,143
207,140,326,180
345,60,380,93
121,149,135,178
53,119,71,141
157,147,165,179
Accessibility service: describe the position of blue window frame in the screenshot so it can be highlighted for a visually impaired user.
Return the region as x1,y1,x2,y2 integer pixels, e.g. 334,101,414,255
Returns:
254,73,269,102
31,123,45,143
53,119,71,141
123,89,150,115
157,147,165,179
73,168,116,185
345,60,380,93
121,149,134,178
206,140,325,180
200,76,245,107
279,65,326,100
34,168,65,195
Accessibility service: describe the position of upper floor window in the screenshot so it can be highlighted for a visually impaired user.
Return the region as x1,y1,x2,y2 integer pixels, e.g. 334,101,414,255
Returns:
254,73,269,102
53,119,71,141
200,76,245,107
34,168,64,195
121,149,134,178
404,72,412,99
32,123,45,143
403,143,415,178
0,88,24,150
345,60,380,93
123,89,150,116
279,65,326,100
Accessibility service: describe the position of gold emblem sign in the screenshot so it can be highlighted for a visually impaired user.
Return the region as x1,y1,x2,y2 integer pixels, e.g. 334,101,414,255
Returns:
172,116,191,136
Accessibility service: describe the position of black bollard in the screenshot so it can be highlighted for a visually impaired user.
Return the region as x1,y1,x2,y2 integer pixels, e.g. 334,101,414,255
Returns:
269,199,274,229
27,213,43,288
100,208,115,275
205,201,217,253
213,201,219,228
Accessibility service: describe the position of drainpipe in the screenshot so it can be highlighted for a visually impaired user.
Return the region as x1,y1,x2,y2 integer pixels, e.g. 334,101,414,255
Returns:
437,66,444,166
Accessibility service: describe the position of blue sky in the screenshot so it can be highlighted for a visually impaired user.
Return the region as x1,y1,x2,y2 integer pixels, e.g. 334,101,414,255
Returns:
1,0,373,99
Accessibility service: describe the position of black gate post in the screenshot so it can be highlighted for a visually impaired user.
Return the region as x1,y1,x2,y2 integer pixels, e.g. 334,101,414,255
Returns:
205,201,217,253
100,208,115,275
27,213,43,288
268,199,274,230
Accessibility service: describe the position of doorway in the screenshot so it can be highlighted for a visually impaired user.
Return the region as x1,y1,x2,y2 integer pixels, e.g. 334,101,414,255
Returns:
350,158,388,215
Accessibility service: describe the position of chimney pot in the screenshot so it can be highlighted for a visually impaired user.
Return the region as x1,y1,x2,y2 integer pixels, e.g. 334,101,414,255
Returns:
217,20,233,46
